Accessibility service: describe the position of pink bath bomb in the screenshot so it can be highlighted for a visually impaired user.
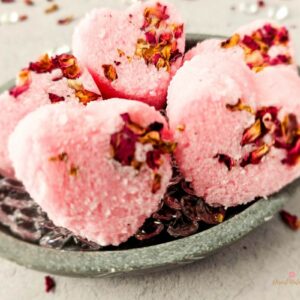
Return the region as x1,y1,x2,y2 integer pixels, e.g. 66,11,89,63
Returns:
167,53,300,207
9,99,174,246
185,20,296,72
184,39,224,62
0,54,101,176
72,0,185,109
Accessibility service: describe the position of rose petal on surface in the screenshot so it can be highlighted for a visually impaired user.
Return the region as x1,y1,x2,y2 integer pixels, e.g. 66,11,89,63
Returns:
214,153,236,171
102,64,118,82
240,144,270,167
9,69,31,98
57,16,74,25
29,54,55,74
45,276,56,293
54,54,82,79
280,210,300,230
48,93,64,103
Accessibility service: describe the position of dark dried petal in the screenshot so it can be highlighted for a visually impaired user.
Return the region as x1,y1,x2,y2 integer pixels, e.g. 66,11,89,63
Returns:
146,150,162,170
29,54,55,74
226,99,254,114
221,34,240,49
241,119,262,146
280,210,300,230
57,16,74,25
167,216,198,238
214,153,235,171
135,219,164,241
45,276,56,293
54,54,81,79
181,195,225,224
164,195,182,210
152,173,162,193
240,144,270,167
153,204,180,221
282,139,300,165
102,64,118,82
241,35,260,51
48,93,64,103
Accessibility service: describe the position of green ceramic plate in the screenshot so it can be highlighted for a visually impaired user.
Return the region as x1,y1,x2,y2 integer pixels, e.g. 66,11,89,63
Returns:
0,34,295,278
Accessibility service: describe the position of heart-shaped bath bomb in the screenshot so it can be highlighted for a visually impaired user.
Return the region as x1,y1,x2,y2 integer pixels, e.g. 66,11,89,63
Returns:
72,0,185,109
0,53,102,176
167,53,300,207
9,99,174,246
185,20,296,72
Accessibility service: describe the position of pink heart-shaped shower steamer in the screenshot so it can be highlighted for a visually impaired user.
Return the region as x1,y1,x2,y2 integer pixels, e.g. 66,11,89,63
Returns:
0,53,102,176
184,20,296,73
72,0,185,109
9,99,174,246
167,52,300,207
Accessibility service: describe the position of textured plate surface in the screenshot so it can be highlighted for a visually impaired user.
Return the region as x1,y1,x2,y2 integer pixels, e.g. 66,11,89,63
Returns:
0,34,293,278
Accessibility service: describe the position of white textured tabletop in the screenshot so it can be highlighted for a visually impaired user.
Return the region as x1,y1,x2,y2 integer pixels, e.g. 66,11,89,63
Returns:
0,0,300,299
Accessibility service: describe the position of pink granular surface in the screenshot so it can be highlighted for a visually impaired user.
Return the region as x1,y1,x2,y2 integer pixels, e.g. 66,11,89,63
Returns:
167,53,300,207
0,68,100,177
184,20,296,71
72,0,185,109
9,99,172,246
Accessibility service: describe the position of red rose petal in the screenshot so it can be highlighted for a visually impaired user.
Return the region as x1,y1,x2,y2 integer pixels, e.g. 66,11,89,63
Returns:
214,153,236,171
280,210,300,230
54,54,82,79
45,276,56,293
48,93,65,103
29,54,56,74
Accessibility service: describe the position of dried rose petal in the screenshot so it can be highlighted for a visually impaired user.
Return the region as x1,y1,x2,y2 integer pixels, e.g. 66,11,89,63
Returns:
152,173,162,193
68,80,100,105
240,144,270,167
241,35,260,51
9,69,31,98
57,16,74,25
45,276,55,293
173,24,184,39
69,164,79,177
102,64,118,82
167,216,198,238
29,54,55,74
110,113,175,193
48,93,64,103
282,139,300,165
135,220,164,241
19,14,28,22
45,3,59,14
214,153,235,171
54,54,81,79
221,34,240,49
1,0,15,3
164,195,181,210
145,30,157,44
24,0,34,5
153,204,181,221
241,119,262,146
280,210,300,230
49,152,68,162
226,99,254,114
181,195,225,224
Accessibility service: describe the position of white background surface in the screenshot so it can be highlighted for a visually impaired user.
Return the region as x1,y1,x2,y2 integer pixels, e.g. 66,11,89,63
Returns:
0,0,300,299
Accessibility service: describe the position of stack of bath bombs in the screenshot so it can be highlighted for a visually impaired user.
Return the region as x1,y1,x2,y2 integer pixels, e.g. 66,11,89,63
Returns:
4,0,300,246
